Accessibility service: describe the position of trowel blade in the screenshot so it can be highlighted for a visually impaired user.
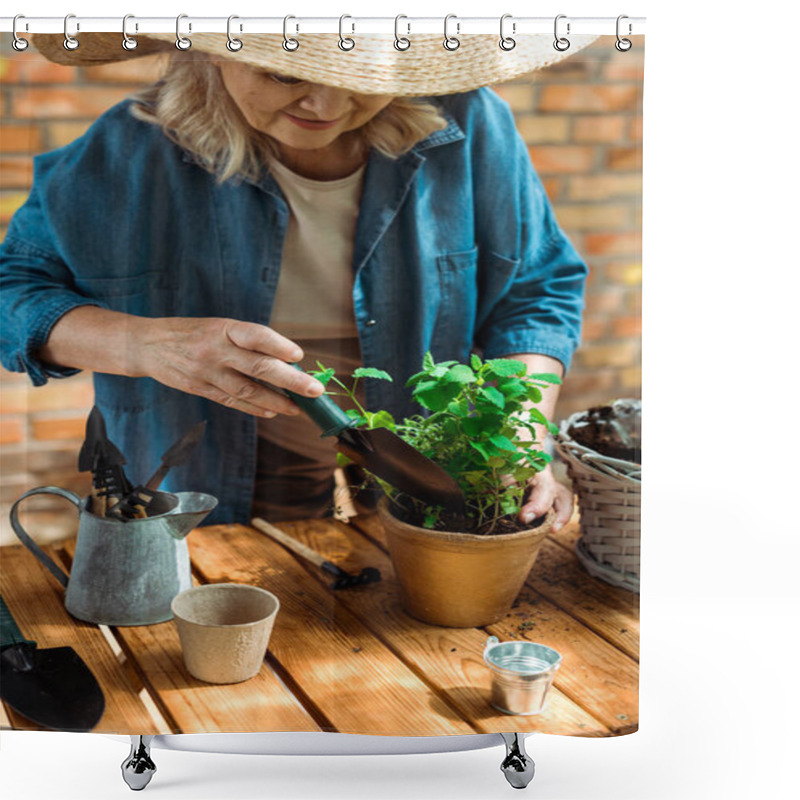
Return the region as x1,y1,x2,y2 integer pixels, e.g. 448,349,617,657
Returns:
337,427,466,515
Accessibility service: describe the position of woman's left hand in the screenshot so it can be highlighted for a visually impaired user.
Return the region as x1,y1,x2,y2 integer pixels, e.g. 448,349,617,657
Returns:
517,465,573,532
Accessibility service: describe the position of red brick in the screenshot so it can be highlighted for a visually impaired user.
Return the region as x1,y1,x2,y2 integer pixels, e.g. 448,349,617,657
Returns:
82,55,167,85
0,417,24,444
515,115,570,144
492,84,535,112
0,54,76,84
584,287,626,316
0,157,34,190
605,262,643,287
620,366,642,390
559,370,616,397
553,204,629,231
46,121,92,148
539,85,639,113
0,125,44,154
31,416,87,441
584,232,642,257
528,145,594,174
630,116,643,142
567,174,642,202
612,316,642,337
573,116,626,143
602,50,646,82
13,87,136,120
607,147,642,171
0,192,30,225
0,384,28,413
541,177,562,202
574,341,639,369
581,316,608,342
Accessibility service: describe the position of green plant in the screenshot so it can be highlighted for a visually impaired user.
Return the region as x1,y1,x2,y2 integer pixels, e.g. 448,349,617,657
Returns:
310,352,561,534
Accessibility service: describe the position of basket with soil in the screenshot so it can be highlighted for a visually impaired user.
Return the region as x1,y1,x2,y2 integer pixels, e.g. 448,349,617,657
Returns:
554,399,641,593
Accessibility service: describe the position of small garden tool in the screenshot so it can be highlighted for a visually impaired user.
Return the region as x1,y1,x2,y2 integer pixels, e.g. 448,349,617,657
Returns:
251,517,381,590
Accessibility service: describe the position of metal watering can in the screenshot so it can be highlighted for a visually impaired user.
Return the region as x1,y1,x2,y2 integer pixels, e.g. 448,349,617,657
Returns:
9,486,218,626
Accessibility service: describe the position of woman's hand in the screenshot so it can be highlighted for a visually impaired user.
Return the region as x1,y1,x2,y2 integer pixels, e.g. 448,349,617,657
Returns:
517,464,573,532
131,316,325,417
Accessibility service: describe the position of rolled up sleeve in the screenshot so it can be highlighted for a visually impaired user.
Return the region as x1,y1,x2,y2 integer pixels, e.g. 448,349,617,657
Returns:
0,187,105,386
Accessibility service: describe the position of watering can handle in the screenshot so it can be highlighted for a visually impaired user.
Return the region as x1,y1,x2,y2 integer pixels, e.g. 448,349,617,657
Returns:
9,486,81,589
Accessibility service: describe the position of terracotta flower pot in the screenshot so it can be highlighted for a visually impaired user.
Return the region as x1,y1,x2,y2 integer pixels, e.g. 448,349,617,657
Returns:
377,497,554,628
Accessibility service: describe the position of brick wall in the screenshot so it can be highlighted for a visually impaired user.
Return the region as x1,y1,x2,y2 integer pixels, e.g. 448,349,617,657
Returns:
0,38,643,543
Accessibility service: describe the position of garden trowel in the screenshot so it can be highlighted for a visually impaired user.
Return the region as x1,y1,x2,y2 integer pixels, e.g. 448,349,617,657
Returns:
0,594,105,731
282,367,466,516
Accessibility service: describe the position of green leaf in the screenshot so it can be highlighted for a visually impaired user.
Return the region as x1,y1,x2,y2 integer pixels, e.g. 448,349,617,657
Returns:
481,386,506,409
470,353,483,371
529,372,562,385
423,351,435,371
490,434,519,452
353,367,393,382
414,382,462,412
311,367,335,386
423,514,438,529
366,409,396,431
486,358,526,377
468,440,491,461
336,452,353,467
443,364,476,385
525,385,543,403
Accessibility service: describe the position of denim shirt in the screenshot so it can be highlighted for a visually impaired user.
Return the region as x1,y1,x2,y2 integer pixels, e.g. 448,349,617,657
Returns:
0,88,587,524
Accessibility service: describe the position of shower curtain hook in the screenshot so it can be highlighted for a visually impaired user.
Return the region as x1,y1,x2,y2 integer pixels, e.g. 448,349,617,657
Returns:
12,15,29,51
122,15,138,51
499,14,516,51
175,14,192,50
443,14,460,51
227,15,243,51
283,15,299,51
338,14,355,51
63,13,79,51
394,15,410,51
553,14,570,51
615,15,633,51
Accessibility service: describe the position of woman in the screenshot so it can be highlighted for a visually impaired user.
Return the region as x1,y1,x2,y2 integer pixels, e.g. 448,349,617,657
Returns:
0,32,590,529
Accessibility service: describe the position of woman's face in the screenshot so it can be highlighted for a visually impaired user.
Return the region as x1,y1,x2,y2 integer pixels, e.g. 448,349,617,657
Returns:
218,61,394,155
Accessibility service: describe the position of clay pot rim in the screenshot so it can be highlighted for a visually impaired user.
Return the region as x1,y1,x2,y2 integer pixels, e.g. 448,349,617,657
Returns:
376,496,555,543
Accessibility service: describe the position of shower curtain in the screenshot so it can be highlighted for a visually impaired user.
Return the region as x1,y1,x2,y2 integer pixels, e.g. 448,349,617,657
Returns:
0,27,643,742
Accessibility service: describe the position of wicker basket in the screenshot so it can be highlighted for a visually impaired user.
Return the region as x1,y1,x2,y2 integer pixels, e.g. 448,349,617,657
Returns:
554,411,641,593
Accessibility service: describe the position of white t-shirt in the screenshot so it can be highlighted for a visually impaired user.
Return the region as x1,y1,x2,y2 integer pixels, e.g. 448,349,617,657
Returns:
257,159,366,464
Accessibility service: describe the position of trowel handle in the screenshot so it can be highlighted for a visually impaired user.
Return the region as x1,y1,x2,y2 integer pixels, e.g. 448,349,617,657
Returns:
8,486,79,589
284,363,354,438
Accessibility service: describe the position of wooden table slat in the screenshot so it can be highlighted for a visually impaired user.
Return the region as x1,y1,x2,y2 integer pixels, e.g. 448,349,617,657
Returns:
57,539,321,735
188,524,477,737
273,518,616,737
349,514,638,734
0,545,158,733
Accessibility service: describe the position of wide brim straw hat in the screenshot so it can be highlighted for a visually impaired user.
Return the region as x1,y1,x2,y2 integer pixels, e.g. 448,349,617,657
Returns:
31,31,598,96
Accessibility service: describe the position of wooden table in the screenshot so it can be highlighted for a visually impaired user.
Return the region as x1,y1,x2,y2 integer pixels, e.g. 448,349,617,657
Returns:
0,512,638,737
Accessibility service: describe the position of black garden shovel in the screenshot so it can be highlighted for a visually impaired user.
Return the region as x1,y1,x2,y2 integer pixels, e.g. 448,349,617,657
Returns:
283,366,466,516
0,594,105,731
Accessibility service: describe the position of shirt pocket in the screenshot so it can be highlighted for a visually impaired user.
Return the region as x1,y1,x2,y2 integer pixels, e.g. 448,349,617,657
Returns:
430,246,479,360
74,271,178,318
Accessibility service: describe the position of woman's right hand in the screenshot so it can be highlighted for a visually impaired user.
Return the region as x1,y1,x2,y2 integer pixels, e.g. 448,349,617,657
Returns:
131,316,324,417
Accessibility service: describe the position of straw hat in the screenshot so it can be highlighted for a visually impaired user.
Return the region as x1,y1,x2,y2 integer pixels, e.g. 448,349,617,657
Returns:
31,31,598,96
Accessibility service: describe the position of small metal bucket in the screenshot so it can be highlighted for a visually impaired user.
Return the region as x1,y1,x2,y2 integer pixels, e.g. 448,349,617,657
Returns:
483,636,562,715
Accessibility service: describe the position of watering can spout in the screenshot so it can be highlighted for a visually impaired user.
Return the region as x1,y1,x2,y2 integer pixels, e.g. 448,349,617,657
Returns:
163,492,219,540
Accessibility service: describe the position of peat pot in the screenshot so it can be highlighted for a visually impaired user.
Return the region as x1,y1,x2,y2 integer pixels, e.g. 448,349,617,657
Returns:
377,497,554,628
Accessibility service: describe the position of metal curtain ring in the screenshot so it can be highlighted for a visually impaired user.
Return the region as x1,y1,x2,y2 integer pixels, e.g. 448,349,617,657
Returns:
615,14,632,51
394,15,410,51
339,14,355,51
175,14,192,50
122,14,138,51
553,14,570,52
12,15,29,51
499,13,516,51
443,14,460,51
227,15,243,51
63,13,79,51
283,15,299,51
